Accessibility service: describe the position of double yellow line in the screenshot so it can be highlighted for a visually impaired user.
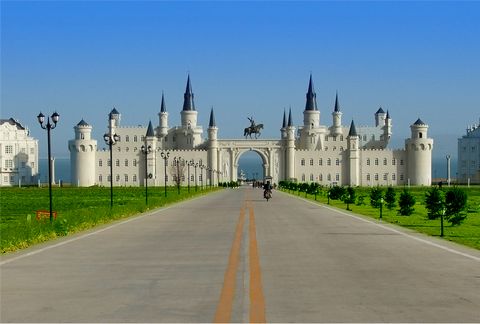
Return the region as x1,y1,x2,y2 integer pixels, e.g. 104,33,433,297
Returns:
214,192,266,323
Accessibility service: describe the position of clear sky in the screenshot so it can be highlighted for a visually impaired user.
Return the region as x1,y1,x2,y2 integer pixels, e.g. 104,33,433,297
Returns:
2,1,479,164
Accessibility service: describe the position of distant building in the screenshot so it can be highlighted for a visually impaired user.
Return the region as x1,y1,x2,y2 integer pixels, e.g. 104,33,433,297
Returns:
458,118,480,184
0,118,39,186
69,74,433,187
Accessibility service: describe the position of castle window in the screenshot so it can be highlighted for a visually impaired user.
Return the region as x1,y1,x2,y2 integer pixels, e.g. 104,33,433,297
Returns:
327,174,331,181
134,136,138,142
392,174,396,180
367,174,371,181
319,174,323,181
310,159,314,166
325,147,328,151
363,135,367,141
301,174,305,181
400,174,404,181
141,136,145,141
327,158,331,166
335,174,340,181
5,145,13,154
375,158,379,166
116,159,120,167
80,133,84,140
199,174,202,181
325,136,328,142
392,159,396,165
336,159,340,166
125,135,129,142
383,173,388,181
125,159,128,167
367,158,370,166
340,135,344,141
133,175,137,182
333,146,336,151
99,159,103,167
333,137,336,142
375,173,379,181
319,159,323,166
125,174,128,182
99,175,102,182
5,160,13,168
301,159,305,166
400,159,404,165
80,145,85,152
310,174,314,181
133,160,137,167
383,158,387,165
116,175,120,182
419,132,423,138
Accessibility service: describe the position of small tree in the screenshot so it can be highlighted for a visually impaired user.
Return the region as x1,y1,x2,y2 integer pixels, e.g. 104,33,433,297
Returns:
445,187,468,225
385,186,396,210
342,186,356,210
356,194,366,206
398,189,415,216
329,186,346,200
370,187,384,208
425,187,444,220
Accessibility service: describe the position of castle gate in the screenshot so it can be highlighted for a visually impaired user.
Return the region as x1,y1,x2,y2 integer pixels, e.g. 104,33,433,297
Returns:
217,139,284,184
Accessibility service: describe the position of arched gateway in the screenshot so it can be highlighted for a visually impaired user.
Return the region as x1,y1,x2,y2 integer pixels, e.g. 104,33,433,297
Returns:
70,74,433,187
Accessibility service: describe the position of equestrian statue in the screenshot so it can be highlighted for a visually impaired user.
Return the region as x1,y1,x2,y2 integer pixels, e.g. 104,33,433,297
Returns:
244,117,264,139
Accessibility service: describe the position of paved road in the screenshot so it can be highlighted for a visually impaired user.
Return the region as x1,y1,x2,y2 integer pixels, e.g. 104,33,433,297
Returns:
1,187,480,322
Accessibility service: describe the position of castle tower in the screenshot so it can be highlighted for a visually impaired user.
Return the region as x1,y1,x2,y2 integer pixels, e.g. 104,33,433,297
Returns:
181,75,198,129
406,118,433,185
347,120,360,186
382,110,392,141
207,108,218,186
303,74,320,128
331,92,343,137
144,121,157,186
69,119,97,187
158,93,168,138
375,107,387,127
109,108,121,128
286,108,296,180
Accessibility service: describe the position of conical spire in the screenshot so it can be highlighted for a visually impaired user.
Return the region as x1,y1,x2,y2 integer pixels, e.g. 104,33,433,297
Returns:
348,120,358,137
282,109,287,128
146,120,154,137
288,107,293,127
160,92,167,113
209,107,216,127
386,110,390,119
334,92,340,112
182,74,195,111
305,74,317,111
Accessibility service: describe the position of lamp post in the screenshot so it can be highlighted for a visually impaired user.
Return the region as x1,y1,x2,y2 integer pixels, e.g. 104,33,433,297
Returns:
103,129,119,208
187,159,194,193
194,163,198,192
446,155,451,187
37,111,60,223
160,151,169,197
174,157,182,194
380,197,384,220
441,207,445,237
141,144,152,204
327,190,330,205
200,165,205,190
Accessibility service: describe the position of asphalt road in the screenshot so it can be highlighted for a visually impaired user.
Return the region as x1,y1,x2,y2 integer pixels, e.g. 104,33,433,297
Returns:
1,186,480,323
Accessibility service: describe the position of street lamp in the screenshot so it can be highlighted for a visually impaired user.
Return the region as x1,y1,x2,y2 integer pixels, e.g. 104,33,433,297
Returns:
103,129,119,208
200,165,205,190
187,159,194,193
173,157,183,194
194,163,198,192
441,207,445,237
446,155,451,187
380,197,384,220
37,111,60,223
160,151,169,197
141,144,152,204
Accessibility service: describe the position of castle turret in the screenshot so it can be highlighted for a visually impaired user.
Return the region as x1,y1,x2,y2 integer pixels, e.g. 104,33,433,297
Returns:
69,119,97,187
208,108,218,186
375,107,386,127
382,110,392,141
158,93,168,137
286,108,296,180
109,107,121,127
303,74,320,128
280,109,287,139
406,118,433,185
181,75,198,129
331,92,343,137
347,120,360,186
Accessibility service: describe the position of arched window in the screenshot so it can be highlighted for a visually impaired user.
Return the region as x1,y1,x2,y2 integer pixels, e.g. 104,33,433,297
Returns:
125,135,129,142
375,158,379,166
367,158,371,166
319,159,323,166
327,158,331,166
310,158,314,166
383,158,387,165
125,159,128,167
419,132,423,138
134,135,138,142
336,158,340,166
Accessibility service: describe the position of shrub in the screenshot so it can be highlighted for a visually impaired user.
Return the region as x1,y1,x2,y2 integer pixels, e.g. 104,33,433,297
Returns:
369,187,384,208
445,187,468,225
425,187,444,220
385,186,396,210
329,186,346,200
398,189,415,216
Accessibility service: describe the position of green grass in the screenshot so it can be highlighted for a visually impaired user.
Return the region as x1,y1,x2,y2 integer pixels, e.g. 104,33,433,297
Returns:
283,186,480,250
0,185,220,253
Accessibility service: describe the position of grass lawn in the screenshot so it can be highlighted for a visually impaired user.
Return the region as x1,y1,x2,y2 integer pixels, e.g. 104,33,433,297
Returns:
0,185,221,253
282,186,480,250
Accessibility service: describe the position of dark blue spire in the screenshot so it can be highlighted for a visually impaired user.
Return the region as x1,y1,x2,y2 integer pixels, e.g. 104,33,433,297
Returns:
288,107,293,127
305,74,317,111
209,107,216,127
334,92,340,112
182,75,195,111
348,120,358,137
160,92,167,113
146,120,154,137
282,108,287,128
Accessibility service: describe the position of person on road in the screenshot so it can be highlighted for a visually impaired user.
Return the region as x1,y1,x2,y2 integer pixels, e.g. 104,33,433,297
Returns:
263,181,272,199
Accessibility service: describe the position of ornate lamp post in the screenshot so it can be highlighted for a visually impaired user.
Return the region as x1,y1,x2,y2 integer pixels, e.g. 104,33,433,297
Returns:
37,111,60,223
103,129,119,208
141,144,152,204
187,159,194,193
380,197,384,220
200,165,205,190
194,162,198,192
160,151,169,197
446,155,451,186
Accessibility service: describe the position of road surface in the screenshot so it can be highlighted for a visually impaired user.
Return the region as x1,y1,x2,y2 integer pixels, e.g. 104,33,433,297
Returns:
1,186,480,322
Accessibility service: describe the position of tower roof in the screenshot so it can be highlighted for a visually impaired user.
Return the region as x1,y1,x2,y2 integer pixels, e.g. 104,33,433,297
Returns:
386,110,391,119
375,107,385,114
209,107,216,127
288,108,293,127
109,107,120,119
334,92,340,112
348,120,358,137
182,74,196,111
146,120,154,137
160,93,167,113
282,109,287,128
305,74,318,111
413,118,426,125
77,119,90,127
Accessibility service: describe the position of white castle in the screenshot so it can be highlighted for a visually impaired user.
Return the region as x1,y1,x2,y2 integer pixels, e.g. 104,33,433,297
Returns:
69,75,433,187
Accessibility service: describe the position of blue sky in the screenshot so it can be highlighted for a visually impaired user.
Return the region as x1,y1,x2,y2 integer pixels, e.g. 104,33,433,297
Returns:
2,1,479,166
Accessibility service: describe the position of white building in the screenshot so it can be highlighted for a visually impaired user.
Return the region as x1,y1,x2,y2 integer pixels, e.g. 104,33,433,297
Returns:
458,118,480,184
69,75,433,187
0,118,39,186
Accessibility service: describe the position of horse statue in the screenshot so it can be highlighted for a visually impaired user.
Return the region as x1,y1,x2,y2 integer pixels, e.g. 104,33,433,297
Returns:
244,117,264,139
